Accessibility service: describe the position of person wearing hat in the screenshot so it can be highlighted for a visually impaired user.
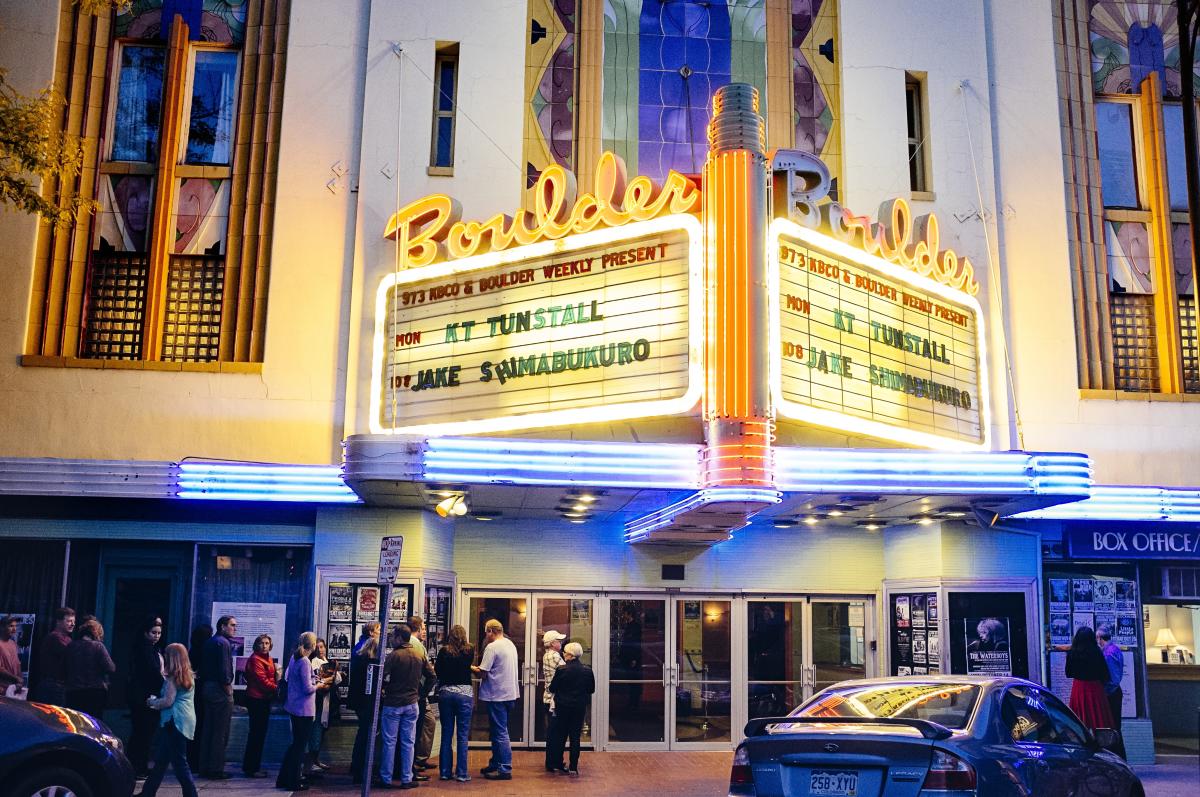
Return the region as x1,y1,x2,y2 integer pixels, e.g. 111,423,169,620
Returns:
541,630,566,771
547,642,595,777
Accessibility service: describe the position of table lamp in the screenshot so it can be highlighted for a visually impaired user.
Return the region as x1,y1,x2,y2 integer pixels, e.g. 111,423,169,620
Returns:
1153,628,1179,663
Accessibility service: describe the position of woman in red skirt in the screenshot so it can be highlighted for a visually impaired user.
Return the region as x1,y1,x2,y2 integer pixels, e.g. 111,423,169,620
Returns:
1066,626,1114,730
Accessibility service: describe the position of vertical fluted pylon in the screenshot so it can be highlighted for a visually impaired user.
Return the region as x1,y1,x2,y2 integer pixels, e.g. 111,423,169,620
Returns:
702,84,774,488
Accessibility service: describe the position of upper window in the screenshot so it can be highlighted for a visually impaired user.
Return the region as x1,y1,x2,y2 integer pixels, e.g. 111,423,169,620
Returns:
184,50,239,165
905,74,929,194
1095,101,1140,209
430,47,459,170
111,46,167,163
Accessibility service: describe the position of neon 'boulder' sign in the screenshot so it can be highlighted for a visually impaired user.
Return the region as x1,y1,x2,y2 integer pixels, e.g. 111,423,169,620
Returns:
382,152,701,270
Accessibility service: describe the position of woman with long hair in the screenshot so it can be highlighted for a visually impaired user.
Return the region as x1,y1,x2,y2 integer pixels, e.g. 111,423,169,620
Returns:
136,643,198,797
241,634,278,778
434,624,475,782
349,634,380,785
65,618,115,719
277,632,330,791
1066,626,1114,731
306,638,341,776
127,615,165,776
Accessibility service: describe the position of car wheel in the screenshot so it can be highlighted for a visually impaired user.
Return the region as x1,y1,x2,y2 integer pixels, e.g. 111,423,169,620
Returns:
9,767,95,797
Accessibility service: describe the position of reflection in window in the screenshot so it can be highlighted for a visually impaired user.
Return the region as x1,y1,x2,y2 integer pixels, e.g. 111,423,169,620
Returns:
112,46,166,162
431,51,458,168
185,51,239,165
1163,105,1188,211
1096,102,1139,208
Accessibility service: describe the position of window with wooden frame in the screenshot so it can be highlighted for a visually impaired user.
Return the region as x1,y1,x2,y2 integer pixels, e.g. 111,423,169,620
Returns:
904,72,931,195
429,45,459,174
24,0,290,370
1093,75,1198,394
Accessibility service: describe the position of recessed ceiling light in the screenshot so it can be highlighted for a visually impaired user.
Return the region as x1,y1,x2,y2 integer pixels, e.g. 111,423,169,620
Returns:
803,517,819,526
473,515,493,521
578,494,597,503
571,503,588,512
917,517,935,526
569,519,586,524
773,520,797,528
828,510,844,517
563,512,585,519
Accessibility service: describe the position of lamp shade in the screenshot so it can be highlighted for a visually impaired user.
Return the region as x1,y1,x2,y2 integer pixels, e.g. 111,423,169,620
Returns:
1153,628,1179,648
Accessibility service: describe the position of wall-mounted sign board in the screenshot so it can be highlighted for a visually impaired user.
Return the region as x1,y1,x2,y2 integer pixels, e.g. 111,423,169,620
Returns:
768,218,989,450
371,215,704,435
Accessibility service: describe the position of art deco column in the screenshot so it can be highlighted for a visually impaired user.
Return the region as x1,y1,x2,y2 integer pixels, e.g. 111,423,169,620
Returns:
702,83,773,488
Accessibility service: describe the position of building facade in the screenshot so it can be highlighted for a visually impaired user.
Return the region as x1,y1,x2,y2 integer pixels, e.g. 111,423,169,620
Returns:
0,0,1198,763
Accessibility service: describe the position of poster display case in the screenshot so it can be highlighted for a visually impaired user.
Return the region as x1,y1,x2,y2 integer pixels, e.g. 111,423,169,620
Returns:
323,580,414,712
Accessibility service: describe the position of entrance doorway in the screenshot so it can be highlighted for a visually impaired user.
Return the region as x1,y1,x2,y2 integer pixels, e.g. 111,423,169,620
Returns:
464,592,596,748
460,590,873,750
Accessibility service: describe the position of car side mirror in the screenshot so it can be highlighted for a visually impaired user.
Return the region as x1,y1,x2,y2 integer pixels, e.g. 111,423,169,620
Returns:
1092,728,1121,752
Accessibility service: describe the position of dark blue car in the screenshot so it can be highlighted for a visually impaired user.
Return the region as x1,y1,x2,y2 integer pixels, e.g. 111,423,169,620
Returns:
0,697,135,797
729,675,1142,797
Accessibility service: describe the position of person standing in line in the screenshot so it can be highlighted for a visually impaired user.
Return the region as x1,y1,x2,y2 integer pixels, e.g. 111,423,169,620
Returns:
32,607,75,705
471,618,520,781
65,618,115,718
135,643,199,797
1097,624,1127,758
547,642,595,777
185,623,212,770
405,616,437,774
349,634,380,785
0,615,25,695
541,630,566,771
197,615,238,779
379,624,434,790
434,624,475,783
127,616,166,776
307,638,341,776
277,632,328,791
242,634,279,778
1066,626,1114,731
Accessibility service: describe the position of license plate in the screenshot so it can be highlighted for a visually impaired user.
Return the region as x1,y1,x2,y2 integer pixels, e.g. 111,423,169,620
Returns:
809,769,858,797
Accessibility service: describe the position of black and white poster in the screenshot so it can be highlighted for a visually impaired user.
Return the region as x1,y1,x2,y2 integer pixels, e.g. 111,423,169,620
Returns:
897,629,912,664
1095,613,1117,637
895,596,911,628
328,585,353,621
913,630,927,664
327,623,352,658
897,666,911,676
1072,579,1094,612
1048,579,1070,613
912,595,927,628
1072,612,1094,634
965,617,1012,675
928,630,941,662
928,595,939,623
1093,579,1116,612
1116,580,1138,614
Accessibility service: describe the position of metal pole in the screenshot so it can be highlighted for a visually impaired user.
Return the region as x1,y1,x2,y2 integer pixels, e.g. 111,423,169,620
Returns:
361,582,392,796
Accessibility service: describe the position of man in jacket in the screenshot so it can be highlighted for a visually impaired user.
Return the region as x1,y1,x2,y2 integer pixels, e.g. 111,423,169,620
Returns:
379,625,434,789
405,616,438,773
197,615,237,779
547,642,595,776
1097,624,1127,758
32,607,74,705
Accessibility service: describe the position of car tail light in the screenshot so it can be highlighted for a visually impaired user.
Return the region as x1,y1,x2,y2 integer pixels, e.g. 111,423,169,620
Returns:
728,744,755,796
922,749,976,791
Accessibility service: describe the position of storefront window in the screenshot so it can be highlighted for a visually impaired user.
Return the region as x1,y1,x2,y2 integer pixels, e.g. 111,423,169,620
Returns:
190,545,313,673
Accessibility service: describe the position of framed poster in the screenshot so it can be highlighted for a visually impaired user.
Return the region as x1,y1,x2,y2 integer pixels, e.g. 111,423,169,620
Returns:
0,612,35,690
355,587,380,622
211,602,286,690
1072,579,1094,612
948,591,1028,679
964,617,1012,676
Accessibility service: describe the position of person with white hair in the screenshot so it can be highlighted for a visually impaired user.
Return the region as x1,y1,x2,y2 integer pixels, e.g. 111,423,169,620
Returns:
546,641,595,776
541,629,566,772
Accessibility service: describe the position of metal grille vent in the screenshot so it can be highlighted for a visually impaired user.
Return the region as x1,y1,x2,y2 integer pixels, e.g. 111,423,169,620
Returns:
161,253,225,362
1179,295,1200,393
82,250,149,360
1110,293,1158,391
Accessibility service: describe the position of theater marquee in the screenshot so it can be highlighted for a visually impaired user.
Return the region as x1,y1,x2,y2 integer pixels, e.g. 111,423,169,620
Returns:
768,218,989,450
370,215,704,435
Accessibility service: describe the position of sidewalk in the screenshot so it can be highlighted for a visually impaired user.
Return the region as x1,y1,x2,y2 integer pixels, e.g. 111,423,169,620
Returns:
138,750,1199,796
1134,757,1200,796
138,750,731,796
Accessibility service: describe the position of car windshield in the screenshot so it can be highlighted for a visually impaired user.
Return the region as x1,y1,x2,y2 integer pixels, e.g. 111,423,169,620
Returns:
789,682,982,730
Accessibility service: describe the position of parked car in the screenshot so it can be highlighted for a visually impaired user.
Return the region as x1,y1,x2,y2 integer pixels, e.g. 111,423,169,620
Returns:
0,697,135,797
729,675,1142,797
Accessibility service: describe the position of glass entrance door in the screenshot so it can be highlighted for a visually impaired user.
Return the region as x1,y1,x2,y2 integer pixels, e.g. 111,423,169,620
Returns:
464,591,596,748
607,597,668,746
744,597,872,732
673,598,732,746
